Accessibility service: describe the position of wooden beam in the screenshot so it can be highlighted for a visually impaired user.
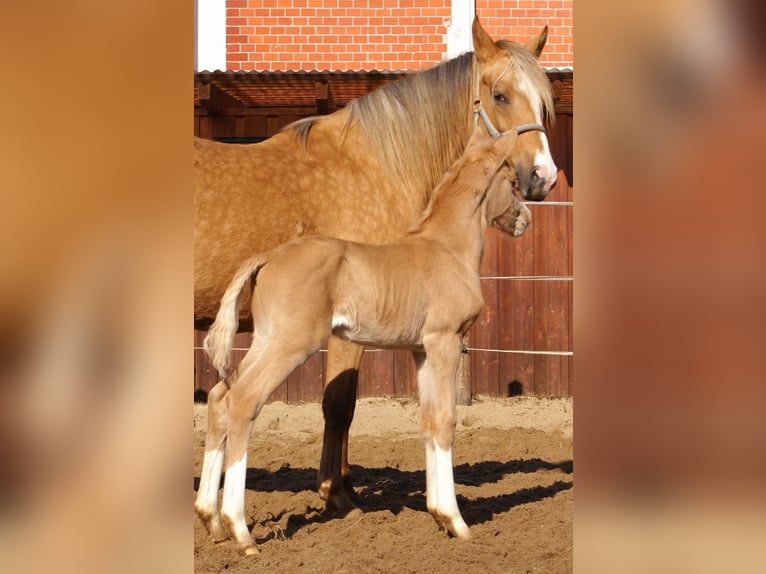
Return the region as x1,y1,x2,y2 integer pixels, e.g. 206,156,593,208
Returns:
315,81,336,115
196,81,244,113
194,106,319,116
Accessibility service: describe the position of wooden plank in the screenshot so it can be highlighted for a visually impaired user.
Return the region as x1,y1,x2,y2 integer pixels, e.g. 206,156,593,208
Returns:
470,229,499,396
373,350,395,397
455,339,471,406
234,115,246,138
567,184,574,395
197,116,213,140
286,352,324,404
357,349,375,399
266,380,288,404
266,116,280,137
244,115,267,138
531,177,571,395
278,115,301,131
286,363,301,404
497,227,535,396
193,106,318,116
550,112,573,186
393,350,417,398
211,116,236,139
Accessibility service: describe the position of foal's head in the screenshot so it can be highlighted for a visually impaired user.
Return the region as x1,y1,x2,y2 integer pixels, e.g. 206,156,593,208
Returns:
460,128,531,239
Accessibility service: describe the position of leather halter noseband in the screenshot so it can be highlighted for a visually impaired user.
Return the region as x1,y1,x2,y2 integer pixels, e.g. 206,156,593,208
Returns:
473,59,547,138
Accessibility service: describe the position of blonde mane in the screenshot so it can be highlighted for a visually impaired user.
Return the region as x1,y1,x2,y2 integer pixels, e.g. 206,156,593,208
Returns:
285,43,553,201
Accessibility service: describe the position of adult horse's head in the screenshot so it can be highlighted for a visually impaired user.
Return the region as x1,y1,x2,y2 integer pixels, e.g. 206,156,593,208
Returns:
472,18,557,201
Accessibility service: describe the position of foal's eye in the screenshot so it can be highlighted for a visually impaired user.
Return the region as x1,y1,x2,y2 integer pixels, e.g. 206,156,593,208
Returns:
493,91,508,105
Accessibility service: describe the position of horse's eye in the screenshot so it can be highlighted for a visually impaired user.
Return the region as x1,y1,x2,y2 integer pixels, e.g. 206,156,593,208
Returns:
493,91,508,105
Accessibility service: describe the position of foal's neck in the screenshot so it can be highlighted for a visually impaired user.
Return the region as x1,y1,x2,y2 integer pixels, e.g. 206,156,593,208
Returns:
408,152,501,270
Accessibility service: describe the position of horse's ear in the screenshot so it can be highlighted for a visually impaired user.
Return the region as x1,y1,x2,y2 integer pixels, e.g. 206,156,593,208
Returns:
524,26,548,58
472,16,500,63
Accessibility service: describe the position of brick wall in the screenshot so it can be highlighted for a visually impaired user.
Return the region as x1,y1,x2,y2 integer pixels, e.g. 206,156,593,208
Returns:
478,0,573,66
225,0,573,72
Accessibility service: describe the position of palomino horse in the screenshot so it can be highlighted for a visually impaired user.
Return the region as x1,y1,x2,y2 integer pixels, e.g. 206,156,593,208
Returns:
198,126,528,554
195,17,556,514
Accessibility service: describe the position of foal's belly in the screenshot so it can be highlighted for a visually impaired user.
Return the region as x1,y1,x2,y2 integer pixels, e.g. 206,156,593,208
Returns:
330,311,425,351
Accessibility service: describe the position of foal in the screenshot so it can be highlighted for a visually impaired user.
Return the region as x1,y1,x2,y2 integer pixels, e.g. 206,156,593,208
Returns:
197,127,529,554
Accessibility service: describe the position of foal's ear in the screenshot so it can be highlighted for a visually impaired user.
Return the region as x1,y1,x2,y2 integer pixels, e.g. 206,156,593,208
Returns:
472,16,501,63
466,124,494,151
524,26,548,59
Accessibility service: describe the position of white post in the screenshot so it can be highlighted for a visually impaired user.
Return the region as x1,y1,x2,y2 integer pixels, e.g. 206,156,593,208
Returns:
445,0,476,59
195,0,227,72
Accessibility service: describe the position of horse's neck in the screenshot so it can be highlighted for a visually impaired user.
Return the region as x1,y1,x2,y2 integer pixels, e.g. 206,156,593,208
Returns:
345,52,474,209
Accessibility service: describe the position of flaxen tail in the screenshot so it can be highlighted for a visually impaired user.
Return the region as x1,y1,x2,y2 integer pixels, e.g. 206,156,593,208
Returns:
203,254,269,379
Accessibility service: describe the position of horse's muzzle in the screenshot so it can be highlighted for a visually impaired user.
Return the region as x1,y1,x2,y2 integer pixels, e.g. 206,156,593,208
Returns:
518,164,558,201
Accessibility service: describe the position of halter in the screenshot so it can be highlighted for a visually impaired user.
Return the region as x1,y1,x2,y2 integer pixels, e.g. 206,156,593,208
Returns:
473,58,547,139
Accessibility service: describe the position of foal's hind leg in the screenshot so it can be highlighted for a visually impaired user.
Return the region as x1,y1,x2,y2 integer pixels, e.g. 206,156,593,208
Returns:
194,380,231,542
415,334,471,540
220,334,326,555
318,337,364,516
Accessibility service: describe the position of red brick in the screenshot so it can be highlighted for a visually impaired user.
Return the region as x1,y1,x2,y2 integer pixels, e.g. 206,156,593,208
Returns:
223,0,572,71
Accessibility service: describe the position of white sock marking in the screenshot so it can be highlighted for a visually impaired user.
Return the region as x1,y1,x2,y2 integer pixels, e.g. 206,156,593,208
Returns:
196,448,224,513
433,442,460,518
221,455,251,544
425,440,437,512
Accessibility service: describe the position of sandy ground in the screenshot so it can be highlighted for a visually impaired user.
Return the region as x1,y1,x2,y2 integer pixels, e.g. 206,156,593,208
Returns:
194,396,573,573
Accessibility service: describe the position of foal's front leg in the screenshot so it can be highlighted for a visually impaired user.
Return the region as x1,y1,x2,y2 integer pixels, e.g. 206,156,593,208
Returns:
415,334,471,540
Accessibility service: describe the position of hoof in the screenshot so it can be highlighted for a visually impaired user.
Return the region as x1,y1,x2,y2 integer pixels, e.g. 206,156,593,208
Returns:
242,545,260,556
451,522,473,540
326,495,361,518
320,479,361,518
211,521,229,543
432,512,472,540
341,506,363,520
196,508,230,542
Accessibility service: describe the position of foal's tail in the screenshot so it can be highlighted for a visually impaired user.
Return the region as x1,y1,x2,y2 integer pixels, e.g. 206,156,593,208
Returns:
203,254,269,380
